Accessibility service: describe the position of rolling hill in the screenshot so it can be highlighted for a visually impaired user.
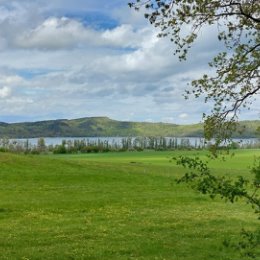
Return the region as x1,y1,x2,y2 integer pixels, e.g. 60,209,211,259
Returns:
0,117,259,138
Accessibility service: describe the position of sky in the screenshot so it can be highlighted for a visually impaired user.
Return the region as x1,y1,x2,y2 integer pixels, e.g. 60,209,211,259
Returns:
0,0,259,124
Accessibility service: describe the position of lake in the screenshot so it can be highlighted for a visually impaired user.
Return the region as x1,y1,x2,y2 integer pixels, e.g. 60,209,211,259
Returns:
6,136,260,149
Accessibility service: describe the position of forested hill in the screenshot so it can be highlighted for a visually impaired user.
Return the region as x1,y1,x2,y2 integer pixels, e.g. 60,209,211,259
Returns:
0,117,259,138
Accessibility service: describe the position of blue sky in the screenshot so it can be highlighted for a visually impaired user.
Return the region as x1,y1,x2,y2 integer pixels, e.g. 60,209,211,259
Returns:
0,0,259,124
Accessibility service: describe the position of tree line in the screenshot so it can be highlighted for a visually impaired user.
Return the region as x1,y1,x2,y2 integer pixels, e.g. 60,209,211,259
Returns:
0,136,259,154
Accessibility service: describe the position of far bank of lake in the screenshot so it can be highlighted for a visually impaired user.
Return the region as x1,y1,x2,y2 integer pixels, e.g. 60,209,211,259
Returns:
6,136,260,149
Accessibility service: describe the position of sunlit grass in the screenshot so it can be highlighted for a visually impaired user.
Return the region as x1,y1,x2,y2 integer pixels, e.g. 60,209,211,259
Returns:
0,149,259,259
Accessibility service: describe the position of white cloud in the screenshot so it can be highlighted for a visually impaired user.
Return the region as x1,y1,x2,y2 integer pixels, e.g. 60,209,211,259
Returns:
0,74,23,85
102,24,134,45
13,16,158,51
101,24,153,49
179,113,188,119
15,17,98,49
0,0,258,124
0,86,11,98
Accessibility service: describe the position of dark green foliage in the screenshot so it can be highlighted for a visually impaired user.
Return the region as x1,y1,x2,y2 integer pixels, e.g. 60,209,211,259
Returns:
53,144,67,154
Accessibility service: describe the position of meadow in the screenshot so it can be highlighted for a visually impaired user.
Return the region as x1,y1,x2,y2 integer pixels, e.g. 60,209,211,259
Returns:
0,149,259,260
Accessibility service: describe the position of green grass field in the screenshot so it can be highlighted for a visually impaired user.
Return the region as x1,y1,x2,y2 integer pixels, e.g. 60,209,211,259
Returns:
0,149,259,260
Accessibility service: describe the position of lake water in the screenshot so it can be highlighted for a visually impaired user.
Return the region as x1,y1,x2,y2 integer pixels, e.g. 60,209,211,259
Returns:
7,136,260,148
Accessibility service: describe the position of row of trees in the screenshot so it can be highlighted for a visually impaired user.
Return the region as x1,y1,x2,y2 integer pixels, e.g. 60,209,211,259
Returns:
0,137,259,154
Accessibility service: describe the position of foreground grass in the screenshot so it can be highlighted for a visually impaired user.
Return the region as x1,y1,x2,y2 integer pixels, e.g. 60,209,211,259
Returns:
0,149,259,260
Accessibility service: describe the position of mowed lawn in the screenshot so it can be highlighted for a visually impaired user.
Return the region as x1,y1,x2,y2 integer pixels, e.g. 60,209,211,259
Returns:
0,149,259,260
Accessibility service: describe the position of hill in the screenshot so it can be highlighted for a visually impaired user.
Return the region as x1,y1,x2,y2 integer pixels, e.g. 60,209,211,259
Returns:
0,117,259,138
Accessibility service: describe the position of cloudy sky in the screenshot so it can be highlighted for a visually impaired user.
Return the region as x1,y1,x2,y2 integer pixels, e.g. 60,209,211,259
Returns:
0,0,259,124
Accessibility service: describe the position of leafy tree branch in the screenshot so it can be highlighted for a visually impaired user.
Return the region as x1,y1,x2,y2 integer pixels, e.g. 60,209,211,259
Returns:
129,0,260,143
130,1,260,258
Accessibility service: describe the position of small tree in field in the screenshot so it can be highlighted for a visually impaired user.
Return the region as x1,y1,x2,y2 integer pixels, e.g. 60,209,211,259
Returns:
37,137,46,153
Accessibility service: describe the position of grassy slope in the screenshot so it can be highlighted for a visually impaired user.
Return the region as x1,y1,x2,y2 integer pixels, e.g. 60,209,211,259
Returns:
0,117,259,138
0,150,259,259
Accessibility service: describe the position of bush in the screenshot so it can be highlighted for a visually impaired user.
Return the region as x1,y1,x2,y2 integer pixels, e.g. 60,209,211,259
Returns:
53,145,67,154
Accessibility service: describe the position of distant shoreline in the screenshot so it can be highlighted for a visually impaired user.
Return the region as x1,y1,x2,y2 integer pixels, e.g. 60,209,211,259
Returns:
0,117,259,139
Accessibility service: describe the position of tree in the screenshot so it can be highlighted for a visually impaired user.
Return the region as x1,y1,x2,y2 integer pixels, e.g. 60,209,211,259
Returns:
129,0,260,258
129,0,260,144
37,137,46,153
